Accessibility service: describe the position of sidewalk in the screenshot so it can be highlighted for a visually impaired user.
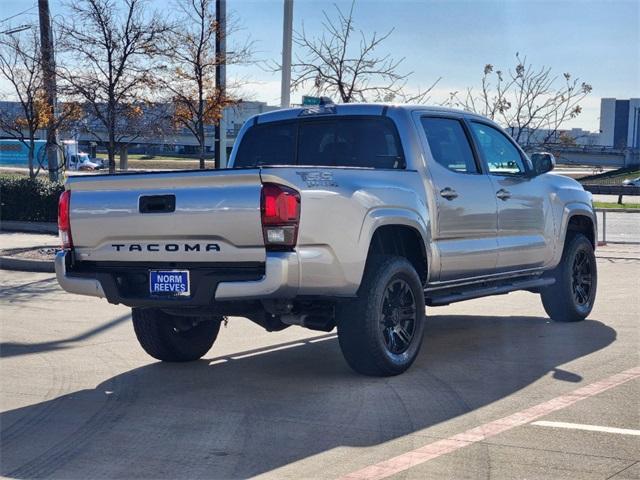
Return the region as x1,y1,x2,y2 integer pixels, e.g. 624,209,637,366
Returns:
0,232,59,273
0,231,58,251
596,243,640,260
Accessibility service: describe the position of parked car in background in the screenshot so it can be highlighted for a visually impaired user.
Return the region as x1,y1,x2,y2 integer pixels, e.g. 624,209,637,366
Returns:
622,177,640,187
69,152,104,171
63,140,104,171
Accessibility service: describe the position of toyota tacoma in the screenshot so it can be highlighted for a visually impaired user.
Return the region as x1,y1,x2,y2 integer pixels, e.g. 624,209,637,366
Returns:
55,103,598,376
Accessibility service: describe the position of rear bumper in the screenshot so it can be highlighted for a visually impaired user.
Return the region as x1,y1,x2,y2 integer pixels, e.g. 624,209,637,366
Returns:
55,251,106,298
54,250,299,307
214,252,299,300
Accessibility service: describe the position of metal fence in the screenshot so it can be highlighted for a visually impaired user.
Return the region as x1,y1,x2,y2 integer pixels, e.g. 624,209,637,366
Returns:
595,208,640,244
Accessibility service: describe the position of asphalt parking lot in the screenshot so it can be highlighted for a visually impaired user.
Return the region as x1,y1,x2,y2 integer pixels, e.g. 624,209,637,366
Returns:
1,250,638,479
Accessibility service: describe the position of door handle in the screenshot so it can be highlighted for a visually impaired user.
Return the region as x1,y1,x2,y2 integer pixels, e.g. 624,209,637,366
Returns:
496,189,511,201
440,187,458,200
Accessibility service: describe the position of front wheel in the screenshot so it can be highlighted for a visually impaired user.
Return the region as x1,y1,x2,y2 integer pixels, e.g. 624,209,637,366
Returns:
336,255,426,376
541,233,597,322
132,308,222,362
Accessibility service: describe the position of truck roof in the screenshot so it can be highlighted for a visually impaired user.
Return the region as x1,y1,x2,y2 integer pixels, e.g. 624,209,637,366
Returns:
252,102,488,125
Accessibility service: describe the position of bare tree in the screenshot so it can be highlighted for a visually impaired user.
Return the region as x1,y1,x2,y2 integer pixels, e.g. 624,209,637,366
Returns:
290,0,439,103
57,0,169,173
0,27,46,178
444,54,593,149
0,27,80,178
159,0,252,169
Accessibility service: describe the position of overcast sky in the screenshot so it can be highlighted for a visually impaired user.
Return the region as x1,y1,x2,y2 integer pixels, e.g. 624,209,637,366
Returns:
1,0,638,131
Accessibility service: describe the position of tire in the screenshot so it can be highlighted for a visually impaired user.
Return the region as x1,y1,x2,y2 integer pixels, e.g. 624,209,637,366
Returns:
541,233,597,322
132,308,221,362
336,255,426,376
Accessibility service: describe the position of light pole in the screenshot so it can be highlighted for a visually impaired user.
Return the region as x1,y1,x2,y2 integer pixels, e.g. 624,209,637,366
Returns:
214,0,226,169
37,0,59,181
281,0,293,108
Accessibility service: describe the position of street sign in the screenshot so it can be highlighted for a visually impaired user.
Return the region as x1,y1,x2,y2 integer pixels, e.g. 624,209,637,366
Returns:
302,95,321,106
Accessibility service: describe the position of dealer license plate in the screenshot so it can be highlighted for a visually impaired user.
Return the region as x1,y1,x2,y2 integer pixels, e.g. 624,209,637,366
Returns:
149,270,190,297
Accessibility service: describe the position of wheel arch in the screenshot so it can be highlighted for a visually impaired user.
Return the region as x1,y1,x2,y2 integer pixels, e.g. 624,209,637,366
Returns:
566,213,596,248
363,220,429,287
563,202,597,246
550,203,597,268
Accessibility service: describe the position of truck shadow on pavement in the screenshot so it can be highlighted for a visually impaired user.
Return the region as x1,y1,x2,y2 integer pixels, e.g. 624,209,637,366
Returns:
0,277,59,305
0,313,131,358
0,314,616,479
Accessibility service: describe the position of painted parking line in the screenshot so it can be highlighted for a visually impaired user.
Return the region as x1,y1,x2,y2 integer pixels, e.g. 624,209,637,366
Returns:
339,366,640,480
531,421,640,436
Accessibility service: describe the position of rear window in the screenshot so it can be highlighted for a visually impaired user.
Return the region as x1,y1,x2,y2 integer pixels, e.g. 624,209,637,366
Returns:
233,116,404,169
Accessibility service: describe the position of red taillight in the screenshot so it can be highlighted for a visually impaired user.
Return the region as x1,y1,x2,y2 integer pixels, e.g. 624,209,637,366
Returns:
260,183,300,250
58,190,73,249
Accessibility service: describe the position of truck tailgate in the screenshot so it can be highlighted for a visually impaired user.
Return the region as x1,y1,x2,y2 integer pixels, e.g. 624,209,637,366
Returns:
66,169,265,263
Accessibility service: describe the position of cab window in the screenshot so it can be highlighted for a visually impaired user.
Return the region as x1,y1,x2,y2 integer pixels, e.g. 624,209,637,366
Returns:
420,117,479,174
469,122,527,175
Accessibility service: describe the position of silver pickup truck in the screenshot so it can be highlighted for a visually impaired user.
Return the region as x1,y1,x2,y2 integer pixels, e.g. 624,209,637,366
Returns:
55,103,597,376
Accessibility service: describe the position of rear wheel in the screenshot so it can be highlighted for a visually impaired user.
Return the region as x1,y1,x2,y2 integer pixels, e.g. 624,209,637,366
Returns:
336,255,426,376
132,308,221,362
541,233,597,322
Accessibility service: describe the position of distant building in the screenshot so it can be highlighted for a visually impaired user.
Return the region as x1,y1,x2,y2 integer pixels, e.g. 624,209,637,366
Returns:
565,128,601,146
224,101,279,138
509,127,599,148
598,98,640,149
0,100,279,155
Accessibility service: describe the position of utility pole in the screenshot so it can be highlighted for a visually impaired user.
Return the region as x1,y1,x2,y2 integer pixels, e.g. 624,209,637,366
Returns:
214,0,226,169
37,0,59,181
281,0,293,108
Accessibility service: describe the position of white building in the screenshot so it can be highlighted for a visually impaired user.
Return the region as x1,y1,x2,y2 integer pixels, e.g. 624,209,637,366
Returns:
224,100,279,139
598,98,640,148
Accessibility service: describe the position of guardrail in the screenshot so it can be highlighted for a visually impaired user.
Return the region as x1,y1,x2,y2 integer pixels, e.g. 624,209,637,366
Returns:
595,208,640,245
583,185,640,195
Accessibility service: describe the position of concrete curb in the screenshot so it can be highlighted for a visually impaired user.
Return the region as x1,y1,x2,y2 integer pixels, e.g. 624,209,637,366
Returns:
0,255,55,273
0,221,57,234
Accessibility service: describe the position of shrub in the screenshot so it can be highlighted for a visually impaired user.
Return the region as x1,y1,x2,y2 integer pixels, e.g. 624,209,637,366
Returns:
0,175,64,222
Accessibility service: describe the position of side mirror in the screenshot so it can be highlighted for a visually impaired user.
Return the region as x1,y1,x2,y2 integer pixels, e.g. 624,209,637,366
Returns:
530,152,555,175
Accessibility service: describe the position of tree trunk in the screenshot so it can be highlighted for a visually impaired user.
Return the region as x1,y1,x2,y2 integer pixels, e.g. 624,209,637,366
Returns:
108,130,116,173
108,148,116,174
28,139,35,179
108,99,116,173
198,121,206,170
119,144,128,171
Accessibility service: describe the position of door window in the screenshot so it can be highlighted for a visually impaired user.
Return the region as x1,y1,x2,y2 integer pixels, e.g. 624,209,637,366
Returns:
469,122,527,175
420,117,479,174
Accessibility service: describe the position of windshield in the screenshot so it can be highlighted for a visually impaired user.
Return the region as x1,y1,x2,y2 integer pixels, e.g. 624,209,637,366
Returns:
234,116,405,169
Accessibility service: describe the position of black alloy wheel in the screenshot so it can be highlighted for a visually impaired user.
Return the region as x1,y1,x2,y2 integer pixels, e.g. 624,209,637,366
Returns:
380,278,417,354
571,250,594,306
